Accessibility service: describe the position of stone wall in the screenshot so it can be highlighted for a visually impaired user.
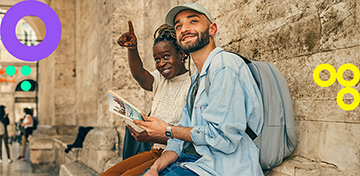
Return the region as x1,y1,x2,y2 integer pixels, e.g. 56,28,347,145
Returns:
37,0,359,175
38,0,76,126
197,0,359,175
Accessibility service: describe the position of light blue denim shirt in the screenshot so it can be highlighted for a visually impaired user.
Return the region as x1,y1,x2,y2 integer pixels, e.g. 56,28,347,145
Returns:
164,47,264,176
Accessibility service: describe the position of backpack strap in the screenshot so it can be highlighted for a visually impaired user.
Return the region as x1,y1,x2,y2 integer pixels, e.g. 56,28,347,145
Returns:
204,50,257,140
205,51,251,96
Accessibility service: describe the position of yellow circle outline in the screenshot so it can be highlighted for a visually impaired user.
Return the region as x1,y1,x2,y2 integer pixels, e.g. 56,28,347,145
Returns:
337,63,360,87
313,64,337,87
337,87,360,111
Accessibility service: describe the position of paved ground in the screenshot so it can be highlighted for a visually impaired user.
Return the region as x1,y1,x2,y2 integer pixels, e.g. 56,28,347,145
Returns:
0,140,59,176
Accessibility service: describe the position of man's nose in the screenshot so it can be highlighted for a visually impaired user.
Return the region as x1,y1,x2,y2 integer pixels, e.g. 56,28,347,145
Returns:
180,22,190,35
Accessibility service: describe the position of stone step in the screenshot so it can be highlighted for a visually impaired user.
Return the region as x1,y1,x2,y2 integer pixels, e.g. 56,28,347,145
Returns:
60,161,98,176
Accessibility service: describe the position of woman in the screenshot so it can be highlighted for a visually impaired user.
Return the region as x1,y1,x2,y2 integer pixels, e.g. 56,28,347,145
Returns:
0,105,12,163
17,108,34,160
101,22,191,176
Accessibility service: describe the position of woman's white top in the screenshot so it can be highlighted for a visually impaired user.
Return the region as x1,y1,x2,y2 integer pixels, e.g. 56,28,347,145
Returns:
23,115,33,129
149,70,191,149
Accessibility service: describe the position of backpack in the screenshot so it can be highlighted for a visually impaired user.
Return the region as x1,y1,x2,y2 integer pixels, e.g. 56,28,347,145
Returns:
204,51,297,170
32,117,38,130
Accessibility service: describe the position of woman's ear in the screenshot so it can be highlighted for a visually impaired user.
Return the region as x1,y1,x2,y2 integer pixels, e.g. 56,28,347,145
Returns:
179,51,186,63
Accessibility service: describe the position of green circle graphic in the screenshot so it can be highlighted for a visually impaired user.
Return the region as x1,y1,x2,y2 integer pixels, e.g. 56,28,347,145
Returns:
21,81,31,91
5,65,16,76
21,65,32,76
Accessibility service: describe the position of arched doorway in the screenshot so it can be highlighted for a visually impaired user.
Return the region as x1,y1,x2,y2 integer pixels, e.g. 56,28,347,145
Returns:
13,79,37,139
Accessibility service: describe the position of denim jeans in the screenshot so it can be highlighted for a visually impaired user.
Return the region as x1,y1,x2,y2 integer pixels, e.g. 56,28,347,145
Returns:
142,153,199,176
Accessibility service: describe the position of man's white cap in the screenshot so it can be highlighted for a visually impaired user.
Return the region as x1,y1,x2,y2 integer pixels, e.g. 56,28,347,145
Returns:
165,3,213,27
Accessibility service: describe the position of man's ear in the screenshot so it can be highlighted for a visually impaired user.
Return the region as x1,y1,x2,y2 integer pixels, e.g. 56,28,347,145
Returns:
209,23,217,38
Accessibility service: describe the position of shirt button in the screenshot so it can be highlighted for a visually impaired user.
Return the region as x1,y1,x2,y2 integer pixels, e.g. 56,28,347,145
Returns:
197,131,200,134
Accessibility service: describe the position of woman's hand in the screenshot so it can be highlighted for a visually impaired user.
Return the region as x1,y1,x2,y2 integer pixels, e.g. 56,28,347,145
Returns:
117,20,137,49
133,115,169,138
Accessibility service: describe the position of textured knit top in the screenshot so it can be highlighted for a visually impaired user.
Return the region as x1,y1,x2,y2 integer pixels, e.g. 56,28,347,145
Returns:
149,70,191,149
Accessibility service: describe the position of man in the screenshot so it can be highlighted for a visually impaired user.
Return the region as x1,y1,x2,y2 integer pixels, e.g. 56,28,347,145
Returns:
134,3,263,176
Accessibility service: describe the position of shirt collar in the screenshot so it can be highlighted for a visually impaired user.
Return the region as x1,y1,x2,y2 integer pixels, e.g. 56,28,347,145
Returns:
199,47,223,77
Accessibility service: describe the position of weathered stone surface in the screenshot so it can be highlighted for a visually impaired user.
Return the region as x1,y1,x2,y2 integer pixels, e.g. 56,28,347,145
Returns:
103,157,123,173
38,0,76,127
294,99,360,123
81,149,118,174
295,121,360,175
55,113,76,126
275,46,360,100
30,150,55,164
54,135,77,171
60,161,97,176
81,128,120,173
319,1,359,50
272,156,343,176
34,125,58,136
57,126,78,136
32,0,360,175
29,137,54,150
82,128,118,151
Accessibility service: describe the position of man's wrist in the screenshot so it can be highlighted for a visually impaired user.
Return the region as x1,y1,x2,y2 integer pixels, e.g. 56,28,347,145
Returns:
149,165,160,173
165,125,173,138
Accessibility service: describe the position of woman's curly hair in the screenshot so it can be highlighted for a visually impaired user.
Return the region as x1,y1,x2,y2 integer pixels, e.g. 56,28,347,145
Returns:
153,24,182,54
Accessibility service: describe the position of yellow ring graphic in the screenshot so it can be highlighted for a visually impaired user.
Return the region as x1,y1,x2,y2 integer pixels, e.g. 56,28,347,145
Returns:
313,64,337,87
337,87,360,111
337,63,360,87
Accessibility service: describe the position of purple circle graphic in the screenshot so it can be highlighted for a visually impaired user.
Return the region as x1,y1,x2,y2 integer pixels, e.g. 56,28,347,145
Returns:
0,0,61,62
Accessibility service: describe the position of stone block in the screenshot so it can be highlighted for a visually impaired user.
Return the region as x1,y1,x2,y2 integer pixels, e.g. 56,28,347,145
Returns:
35,125,58,136
30,149,55,164
80,128,120,173
29,137,54,150
60,161,97,176
57,126,78,136
272,156,344,176
54,62,76,89
55,113,77,126
274,46,360,100
54,136,76,148
319,1,359,50
102,156,123,172
54,89,76,105
81,148,118,174
50,0,75,10
31,163,57,174
294,99,360,123
271,171,292,176
295,121,360,175
66,148,82,162
82,128,118,151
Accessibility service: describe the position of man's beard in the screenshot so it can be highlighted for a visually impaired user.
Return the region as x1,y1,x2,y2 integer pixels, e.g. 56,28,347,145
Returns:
178,27,210,53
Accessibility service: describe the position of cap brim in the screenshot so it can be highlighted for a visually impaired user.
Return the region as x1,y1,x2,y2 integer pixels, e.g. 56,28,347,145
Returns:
165,6,190,27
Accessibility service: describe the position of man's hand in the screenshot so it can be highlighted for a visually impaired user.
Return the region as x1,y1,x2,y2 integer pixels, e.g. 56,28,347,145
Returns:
117,20,137,49
127,125,153,143
133,115,168,138
143,168,159,176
